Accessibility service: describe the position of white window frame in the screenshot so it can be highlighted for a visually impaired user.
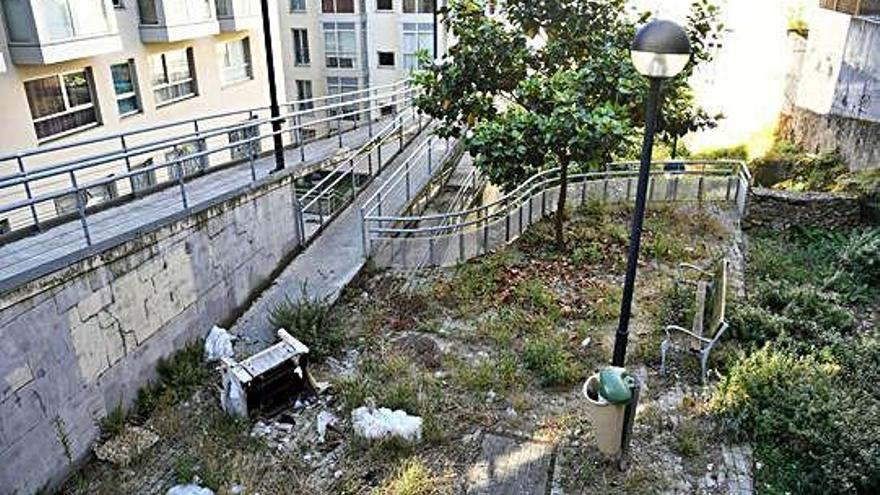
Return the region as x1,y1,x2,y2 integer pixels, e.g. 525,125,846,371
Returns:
323,22,357,69
296,79,314,110
111,60,141,118
151,48,197,107
24,68,100,142
403,22,434,71
402,0,433,14
292,28,310,66
218,37,253,86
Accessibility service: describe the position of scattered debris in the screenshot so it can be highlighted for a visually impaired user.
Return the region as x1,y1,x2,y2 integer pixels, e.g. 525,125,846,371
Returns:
204,325,234,362
93,426,159,467
220,329,317,417
352,406,423,442
166,484,214,495
317,411,339,443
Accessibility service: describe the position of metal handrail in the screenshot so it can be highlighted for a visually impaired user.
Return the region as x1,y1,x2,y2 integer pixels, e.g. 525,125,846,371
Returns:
0,79,410,163
0,89,418,216
364,160,750,238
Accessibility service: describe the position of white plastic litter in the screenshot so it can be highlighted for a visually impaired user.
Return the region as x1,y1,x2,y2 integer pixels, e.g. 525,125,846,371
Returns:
166,484,214,495
316,411,338,443
221,372,247,417
204,325,234,362
351,406,422,442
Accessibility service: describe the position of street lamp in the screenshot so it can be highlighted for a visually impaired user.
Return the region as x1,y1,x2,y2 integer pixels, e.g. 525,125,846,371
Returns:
611,20,691,367
259,0,285,172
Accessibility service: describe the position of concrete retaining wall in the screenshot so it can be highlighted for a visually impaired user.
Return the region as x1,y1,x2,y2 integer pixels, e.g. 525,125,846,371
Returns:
744,187,864,230
779,106,880,172
0,173,304,494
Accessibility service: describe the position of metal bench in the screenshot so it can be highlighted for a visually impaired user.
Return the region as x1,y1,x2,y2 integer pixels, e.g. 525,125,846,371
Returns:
660,258,729,383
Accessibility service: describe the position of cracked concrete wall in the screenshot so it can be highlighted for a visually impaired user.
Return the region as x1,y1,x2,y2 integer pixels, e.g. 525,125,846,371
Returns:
0,174,304,494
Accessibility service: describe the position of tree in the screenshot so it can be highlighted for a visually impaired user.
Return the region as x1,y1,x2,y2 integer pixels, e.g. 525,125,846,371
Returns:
414,0,723,249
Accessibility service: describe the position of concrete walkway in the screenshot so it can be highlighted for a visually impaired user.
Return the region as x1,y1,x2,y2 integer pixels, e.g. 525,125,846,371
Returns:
230,131,455,353
0,118,392,294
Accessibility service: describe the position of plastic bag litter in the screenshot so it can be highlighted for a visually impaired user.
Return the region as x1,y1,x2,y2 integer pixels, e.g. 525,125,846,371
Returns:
166,484,214,495
351,406,422,442
204,325,234,362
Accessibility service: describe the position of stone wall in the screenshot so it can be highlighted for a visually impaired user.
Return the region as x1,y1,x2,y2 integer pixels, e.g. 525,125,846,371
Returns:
744,187,864,230
0,173,304,494
779,106,880,172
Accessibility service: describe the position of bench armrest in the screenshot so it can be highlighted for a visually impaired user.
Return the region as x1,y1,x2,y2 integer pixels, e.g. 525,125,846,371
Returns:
664,324,712,343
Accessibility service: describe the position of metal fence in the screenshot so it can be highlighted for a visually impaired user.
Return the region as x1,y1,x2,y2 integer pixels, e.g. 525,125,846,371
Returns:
0,80,415,245
362,159,752,268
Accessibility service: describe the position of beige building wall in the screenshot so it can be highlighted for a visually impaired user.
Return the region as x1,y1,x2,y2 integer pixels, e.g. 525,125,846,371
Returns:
0,0,288,231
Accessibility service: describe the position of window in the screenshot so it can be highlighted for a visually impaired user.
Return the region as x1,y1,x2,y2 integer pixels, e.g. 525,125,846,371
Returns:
138,0,158,23
0,219,10,235
111,61,141,117
403,0,432,13
327,76,360,120
378,51,395,67
290,0,306,11
322,0,354,13
54,179,118,215
166,140,207,179
292,29,310,66
228,117,261,160
323,22,356,68
150,49,196,106
38,0,112,41
380,104,395,116
403,23,433,70
24,69,99,140
377,0,392,10
131,159,157,192
112,0,124,8
218,38,253,85
296,80,314,110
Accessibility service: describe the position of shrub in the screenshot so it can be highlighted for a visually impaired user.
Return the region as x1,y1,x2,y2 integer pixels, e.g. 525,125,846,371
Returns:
711,345,880,493
838,227,880,287
727,304,788,346
134,341,209,419
692,144,749,161
269,287,341,360
376,458,441,495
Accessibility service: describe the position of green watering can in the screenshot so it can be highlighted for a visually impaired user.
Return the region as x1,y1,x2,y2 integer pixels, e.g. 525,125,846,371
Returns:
598,366,635,404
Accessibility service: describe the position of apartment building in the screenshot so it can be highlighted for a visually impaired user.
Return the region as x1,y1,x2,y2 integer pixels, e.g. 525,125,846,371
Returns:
0,0,290,233
278,0,447,113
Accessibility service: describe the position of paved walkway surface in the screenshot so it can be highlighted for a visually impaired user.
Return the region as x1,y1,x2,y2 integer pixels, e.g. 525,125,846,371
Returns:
230,130,454,353
0,119,392,294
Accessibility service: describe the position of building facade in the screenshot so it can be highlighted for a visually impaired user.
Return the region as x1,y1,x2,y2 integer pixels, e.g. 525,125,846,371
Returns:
0,0,292,233
0,0,287,154
277,0,447,110
782,1,880,170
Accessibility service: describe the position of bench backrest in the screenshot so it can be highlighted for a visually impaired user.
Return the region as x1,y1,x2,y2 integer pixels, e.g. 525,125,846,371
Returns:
704,258,728,338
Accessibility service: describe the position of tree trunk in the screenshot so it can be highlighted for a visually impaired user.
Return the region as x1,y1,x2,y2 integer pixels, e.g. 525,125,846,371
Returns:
671,135,679,159
555,157,569,250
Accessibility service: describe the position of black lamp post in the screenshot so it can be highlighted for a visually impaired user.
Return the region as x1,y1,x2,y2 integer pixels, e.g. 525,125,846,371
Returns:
611,20,691,367
259,0,285,172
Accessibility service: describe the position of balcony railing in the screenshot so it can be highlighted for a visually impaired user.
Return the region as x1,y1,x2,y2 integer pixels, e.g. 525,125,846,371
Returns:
2,0,122,64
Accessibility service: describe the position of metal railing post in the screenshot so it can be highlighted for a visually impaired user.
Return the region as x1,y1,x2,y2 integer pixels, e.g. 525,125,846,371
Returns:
17,156,40,230
69,171,91,246
398,114,404,149
337,114,343,148
428,139,433,174
249,146,257,182
177,165,189,210
120,135,137,195
367,89,374,138
405,160,411,202
297,114,306,162
350,159,357,200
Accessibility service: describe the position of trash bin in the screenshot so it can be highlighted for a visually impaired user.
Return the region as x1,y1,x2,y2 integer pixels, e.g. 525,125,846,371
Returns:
582,369,632,456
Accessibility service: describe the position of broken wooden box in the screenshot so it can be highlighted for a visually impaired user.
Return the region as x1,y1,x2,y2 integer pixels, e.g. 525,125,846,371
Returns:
220,329,317,417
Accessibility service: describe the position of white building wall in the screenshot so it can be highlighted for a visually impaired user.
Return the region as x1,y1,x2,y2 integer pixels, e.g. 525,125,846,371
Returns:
795,7,853,115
